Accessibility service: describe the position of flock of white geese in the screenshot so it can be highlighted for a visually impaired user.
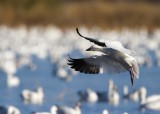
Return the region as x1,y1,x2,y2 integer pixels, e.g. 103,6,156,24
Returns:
0,26,160,114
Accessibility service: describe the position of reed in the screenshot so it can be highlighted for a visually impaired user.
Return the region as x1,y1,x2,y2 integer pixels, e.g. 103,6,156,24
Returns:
0,0,159,29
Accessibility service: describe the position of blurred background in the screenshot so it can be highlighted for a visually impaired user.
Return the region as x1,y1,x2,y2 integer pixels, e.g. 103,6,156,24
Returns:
0,0,160,29
0,0,160,114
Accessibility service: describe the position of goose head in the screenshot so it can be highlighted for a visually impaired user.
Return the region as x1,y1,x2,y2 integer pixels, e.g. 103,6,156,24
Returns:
102,109,109,114
123,85,129,96
86,45,102,52
50,105,58,114
86,45,94,51
108,79,114,92
139,87,147,104
75,101,81,109
37,87,43,93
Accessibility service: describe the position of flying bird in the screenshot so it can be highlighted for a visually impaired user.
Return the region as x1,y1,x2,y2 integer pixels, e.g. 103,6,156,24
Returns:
68,28,139,85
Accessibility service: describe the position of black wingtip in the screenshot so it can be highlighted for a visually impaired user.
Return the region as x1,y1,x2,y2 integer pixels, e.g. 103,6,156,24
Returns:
67,55,73,64
131,77,134,86
76,28,79,32
68,54,71,59
76,28,84,37
129,68,134,86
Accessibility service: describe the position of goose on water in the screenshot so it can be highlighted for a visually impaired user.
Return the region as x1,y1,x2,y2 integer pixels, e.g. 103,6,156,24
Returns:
97,80,115,102
21,87,44,104
97,80,119,105
0,105,20,114
123,85,139,102
102,109,109,114
102,109,128,114
52,102,81,114
32,106,57,114
68,28,139,85
139,87,160,111
78,88,98,103
7,74,20,88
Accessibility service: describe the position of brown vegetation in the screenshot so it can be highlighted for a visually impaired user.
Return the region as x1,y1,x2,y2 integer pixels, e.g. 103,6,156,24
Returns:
0,0,160,29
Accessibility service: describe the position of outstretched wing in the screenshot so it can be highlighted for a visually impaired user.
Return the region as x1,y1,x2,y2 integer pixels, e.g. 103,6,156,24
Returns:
76,28,106,47
76,28,133,55
105,40,133,55
68,55,127,74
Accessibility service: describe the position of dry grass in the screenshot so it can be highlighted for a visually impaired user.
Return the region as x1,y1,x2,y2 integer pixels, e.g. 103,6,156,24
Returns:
0,1,160,29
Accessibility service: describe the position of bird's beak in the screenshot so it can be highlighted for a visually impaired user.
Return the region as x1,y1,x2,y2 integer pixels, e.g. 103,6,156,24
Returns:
86,47,90,51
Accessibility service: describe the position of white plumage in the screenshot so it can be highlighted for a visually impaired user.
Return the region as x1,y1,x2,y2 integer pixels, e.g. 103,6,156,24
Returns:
32,106,57,114
0,105,20,114
7,74,20,88
107,80,119,106
21,87,44,105
102,109,109,114
123,85,139,102
52,103,81,114
78,88,98,103
139,87,160,111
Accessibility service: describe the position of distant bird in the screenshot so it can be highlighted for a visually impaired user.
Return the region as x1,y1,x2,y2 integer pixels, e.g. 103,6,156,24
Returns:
108,85,119,106
102,109,109,114
139,87,160,111
123,85,139,102
96,80,119,106
78,88,98,103
68,28,139,85
123,112,128,114
97,80,115,102
21,87,44,105
0,105,20,114
32,113,50,114
7,74,20,88
102,109,128,114
32,106,57,114
51,102,81,114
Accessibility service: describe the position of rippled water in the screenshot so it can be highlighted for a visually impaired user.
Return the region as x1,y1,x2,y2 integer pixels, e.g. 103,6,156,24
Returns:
0,55,160,114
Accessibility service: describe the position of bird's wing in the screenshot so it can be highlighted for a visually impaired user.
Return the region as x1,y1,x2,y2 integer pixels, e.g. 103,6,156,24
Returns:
105,40,132,55
76,28,133,54
76,28,106,47
68,55,127,74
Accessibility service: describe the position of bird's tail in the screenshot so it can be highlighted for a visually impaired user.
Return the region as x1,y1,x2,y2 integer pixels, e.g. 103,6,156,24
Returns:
129,62,139,85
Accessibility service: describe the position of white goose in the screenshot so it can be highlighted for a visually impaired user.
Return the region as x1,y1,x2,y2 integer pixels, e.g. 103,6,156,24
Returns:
102,109,109,114
108,84,119,106
123,85,139,102
68,28,139,85
21,87,44,105
52,102,81,114
32,106,57,114
97,79,119,105
0,105,20,114
7,73,20,88
78,88,98,103
139,87,160,111
102,109,128,114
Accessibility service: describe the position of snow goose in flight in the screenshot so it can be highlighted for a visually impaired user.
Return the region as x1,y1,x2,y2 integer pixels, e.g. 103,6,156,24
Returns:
68,28,139,85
